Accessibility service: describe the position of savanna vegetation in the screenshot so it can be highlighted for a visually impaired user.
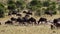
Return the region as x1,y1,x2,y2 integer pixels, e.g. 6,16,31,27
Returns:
0,0,60,34
0,0,60,18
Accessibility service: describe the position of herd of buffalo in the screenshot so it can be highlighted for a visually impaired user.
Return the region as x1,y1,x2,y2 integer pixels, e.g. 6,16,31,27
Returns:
0,10,60,29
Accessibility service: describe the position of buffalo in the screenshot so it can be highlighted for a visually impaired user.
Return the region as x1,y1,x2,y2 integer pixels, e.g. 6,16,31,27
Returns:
16,13,22,16
28,17,36,24
8,12,12,16
23,10,32,15
22,14,30,24
23,11,27,13
16,17,23,24
22,17,29,24
26,11,32,15
10,17,17,21
38,17,47,24
51,18,60,29
45,11,52,16
12,10,17,15
5,20,13,25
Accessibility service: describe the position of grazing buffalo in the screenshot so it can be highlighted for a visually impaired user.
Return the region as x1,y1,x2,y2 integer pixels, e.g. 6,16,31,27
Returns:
22,14,30,23
23,10,32,15
10,17,17,21
38,17,47,24
23,11,27,13
8,11,12,16
8,11,18,16
22,17,29,24
5,20,13,24
8,12,12,16
26,11,32,15
16,17,23,24
12,10,17,15
28,17,36,24
51,18,60,29
53,18,60,28
45,11,53,16
16,13,22,16
25,14,30,18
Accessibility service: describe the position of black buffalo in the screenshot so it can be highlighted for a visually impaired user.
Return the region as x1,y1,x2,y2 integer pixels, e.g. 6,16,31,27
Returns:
22,17,29,24
12,10,17,15
16,17,23,24
5,20,13,24
8,12,12,16
23,11,27,13
28,17,36,24
45,11,53,16
10,17,17,21
17,14,30,24
26,11,32,15
8,11,18,16
38,17,47,24
22,14,30,24
8,11,12,16
52,18,60,28
23,10,32,15
16,13,22,16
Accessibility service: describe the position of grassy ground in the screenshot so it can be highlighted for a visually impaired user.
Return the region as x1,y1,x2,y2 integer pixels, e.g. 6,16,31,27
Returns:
0,25,60,34
0,15,60,34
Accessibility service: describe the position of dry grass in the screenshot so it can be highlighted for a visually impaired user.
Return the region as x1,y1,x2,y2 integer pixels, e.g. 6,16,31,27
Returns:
0,25,60,34
0,15,60,34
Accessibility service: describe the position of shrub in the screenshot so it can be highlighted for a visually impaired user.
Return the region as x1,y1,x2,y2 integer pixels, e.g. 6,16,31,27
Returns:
42,1,50,7
0,8,5,18
0,3,5,18
27,0,42,11
45,8,57,15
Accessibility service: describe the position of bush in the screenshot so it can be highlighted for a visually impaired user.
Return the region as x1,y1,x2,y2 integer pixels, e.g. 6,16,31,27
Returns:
27,0,42,11
58,5,60,10
7,0,16,10
0,3,5,18
15,0,26,10
52,11,57,15
42,1,50,7
45,8,57,15
8,0,15,4
35,9,41,16
8,4,16,10
0,8,5,18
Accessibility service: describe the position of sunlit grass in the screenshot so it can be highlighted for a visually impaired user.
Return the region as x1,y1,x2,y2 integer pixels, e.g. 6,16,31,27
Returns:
0,25,59,34
0,15,60,34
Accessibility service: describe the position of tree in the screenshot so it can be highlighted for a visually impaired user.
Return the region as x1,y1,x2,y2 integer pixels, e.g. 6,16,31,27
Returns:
0,8,5,18
0,3,5,18
27,0,42,11
35,8,42,16
7,0,16,10
58,5,60,14
7,0,17,14
42,1,50,7
15,0,26,10
48,5,56,11
45,7,57,15
58,5,60,10
50,1,57,6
